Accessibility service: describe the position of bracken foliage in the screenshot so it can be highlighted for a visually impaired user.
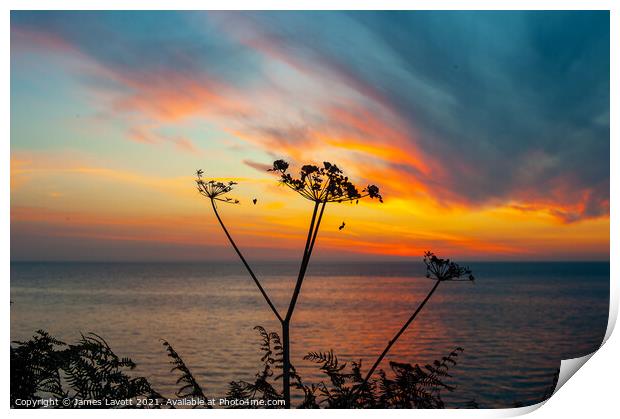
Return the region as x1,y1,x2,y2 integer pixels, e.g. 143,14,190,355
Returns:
162,339,210,408
219,327,464,409
225,326,287,407
11,329,462,409
298,348,464,408
376,348,463,409
10,330,164,408
11,328,559,409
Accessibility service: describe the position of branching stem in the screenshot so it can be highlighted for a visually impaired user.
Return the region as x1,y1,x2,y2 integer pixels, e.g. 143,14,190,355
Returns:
359,279,442,390
282,200,326,408
210,199,283,323
286,201,321,322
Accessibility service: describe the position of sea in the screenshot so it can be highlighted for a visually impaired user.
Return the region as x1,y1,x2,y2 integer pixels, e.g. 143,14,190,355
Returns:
10,260,609,408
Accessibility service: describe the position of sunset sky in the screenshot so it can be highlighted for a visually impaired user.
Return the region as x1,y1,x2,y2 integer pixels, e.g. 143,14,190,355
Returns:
10,11,609,261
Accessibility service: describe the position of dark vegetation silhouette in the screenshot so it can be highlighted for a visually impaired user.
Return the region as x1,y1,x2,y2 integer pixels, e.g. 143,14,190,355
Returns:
11,327,465,409
161,339,210,406
11,326,559,409
224,326,465,408
10,330,164,408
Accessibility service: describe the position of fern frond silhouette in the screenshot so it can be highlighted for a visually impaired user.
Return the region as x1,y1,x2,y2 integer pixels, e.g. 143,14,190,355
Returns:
161,340,210,407
11,331,164,408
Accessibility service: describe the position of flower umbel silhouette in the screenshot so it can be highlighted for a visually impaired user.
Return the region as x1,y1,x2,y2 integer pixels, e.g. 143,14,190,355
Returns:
269,160,383,203
424,251,475,282
195,170,239,204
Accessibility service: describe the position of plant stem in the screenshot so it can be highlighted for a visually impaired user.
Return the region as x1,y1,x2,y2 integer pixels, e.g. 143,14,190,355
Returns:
285,201,320,322
281,320,290,408
290,201,326,314
360,279,442,388
308,202,326,260
210,199,282,322
281,201,325,408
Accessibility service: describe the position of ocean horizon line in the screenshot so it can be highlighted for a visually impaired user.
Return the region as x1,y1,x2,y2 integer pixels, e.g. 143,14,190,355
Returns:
10,259,611,264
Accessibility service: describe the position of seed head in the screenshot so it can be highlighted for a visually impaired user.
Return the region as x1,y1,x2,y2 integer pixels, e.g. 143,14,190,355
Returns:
423,251,474,282
269,160,383,204
195,169,240,204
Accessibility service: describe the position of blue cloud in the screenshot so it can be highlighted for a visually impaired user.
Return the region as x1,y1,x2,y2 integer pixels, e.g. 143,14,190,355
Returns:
235,11,610,219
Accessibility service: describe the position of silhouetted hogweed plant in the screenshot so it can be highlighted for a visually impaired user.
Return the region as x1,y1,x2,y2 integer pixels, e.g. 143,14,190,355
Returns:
195,160,474,408
357,252,474,392
195,160,382,407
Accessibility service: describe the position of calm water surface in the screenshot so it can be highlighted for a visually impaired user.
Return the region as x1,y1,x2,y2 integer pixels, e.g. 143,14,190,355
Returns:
10,261,609,408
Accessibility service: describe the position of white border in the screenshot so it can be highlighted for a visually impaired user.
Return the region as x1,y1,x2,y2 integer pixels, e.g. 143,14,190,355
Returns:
3,2,617,418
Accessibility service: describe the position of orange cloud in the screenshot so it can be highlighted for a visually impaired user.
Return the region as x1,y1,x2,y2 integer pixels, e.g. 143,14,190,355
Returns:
128,126,201,154
112,71,252,122
324,106,432,174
